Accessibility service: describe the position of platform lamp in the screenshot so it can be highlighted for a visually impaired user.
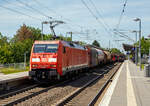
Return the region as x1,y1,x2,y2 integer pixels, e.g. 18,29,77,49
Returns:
132,30,138,65
134,18,141,71
147,35,150,61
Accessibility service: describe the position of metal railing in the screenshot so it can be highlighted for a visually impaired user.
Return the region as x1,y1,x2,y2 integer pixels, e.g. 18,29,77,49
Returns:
0,63,26,70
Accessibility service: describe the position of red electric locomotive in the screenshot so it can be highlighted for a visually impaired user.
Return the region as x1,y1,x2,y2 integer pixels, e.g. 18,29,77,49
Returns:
29,40,88,81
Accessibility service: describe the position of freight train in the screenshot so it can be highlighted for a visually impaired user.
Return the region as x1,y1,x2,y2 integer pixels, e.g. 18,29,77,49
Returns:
29,40,124,81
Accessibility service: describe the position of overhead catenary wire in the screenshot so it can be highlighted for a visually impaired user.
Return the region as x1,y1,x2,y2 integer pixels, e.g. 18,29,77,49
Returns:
33,0,86,30
33,0,60,18
89,0,113,31
81,0,121,49
33,0,96,36
0,4,42,21
88,0,132,43
2,0,101,43
15,0,87,35
32,0,81,34
111,0,130,44
3,0,34,12
89,0,131,43
88,0,121,41
16,0,52,19
1,0,129,46
33,0,93,38
114,31,134,42
81,0,115,39
116,0,128,29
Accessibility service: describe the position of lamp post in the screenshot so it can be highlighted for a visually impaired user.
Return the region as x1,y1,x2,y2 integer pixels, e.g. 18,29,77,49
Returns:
134,18,141,71
132,30,138,65
147,35,150,63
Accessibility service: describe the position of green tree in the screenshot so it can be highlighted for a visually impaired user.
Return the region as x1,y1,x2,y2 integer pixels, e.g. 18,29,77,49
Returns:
58,35,71,41
135,37,150,56
10,39,33,63
140,37,150,55
0,25,75,64
27,26,42,40
12,24,43,42
110,48,121,54
0,32,8,46
15,24,32,41
92,40,100,47
0,44,12,64
0,33,11,63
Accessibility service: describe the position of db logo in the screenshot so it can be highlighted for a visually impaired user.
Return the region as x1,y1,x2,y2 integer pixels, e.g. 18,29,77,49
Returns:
42,58,47,62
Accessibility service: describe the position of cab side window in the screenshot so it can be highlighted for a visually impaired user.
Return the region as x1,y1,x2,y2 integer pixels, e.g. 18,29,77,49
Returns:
63,47,66,53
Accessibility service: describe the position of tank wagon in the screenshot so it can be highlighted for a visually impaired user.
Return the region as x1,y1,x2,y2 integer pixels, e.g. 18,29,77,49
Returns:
103,50,112,63
111,53,125,62
95,49,105,64
86,46,98,68
118,54,126,62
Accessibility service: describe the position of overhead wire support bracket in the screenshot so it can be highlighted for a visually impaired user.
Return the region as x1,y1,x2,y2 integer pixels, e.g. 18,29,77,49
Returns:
42,20,65,40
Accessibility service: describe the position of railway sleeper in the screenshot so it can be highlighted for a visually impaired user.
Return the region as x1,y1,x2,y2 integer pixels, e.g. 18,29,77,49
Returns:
0,83,10,91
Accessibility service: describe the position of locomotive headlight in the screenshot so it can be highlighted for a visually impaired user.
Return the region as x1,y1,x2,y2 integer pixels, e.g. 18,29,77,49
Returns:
50,64,56,67
32,64,38,67
48,58,57,62
32,58,40,62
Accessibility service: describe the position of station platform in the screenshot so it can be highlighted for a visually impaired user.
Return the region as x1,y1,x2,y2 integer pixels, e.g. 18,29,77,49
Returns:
0,71,28,84
99,60,150,106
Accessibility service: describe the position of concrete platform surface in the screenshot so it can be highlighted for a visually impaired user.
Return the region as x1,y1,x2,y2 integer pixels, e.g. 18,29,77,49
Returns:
99,60,150,106
0,72,28,84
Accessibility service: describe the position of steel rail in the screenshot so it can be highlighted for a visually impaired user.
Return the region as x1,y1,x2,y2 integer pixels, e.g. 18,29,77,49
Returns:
88,63,121,106
54,65,115,106
1,63,115,106
0,84,38,99
3,80,71,106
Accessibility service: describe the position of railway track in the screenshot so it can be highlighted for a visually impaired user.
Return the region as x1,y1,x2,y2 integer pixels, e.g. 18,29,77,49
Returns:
54,63,121,106
0,63,117,106
0,84,38,99
0,71,88,106
0,79,72,106
89,63,121,106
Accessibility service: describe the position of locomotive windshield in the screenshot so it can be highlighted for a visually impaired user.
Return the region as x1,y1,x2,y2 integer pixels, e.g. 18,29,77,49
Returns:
33,44,58,53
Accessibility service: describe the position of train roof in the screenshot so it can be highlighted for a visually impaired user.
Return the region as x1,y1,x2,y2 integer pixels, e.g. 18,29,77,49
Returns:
103,50,111,55
86,44,104,50
34,40,86,50
34,40,60,44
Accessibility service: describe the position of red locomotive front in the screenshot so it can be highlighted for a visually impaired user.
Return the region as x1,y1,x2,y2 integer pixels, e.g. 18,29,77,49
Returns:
29,40,60,81
29,40,89,81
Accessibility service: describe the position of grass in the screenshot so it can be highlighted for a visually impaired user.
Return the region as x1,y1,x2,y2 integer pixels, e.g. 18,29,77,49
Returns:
137,64,145,70
0,67,29,74
141,64,145,70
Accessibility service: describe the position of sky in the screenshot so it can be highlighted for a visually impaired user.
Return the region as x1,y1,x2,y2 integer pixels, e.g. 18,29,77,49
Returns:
0,0,150,51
